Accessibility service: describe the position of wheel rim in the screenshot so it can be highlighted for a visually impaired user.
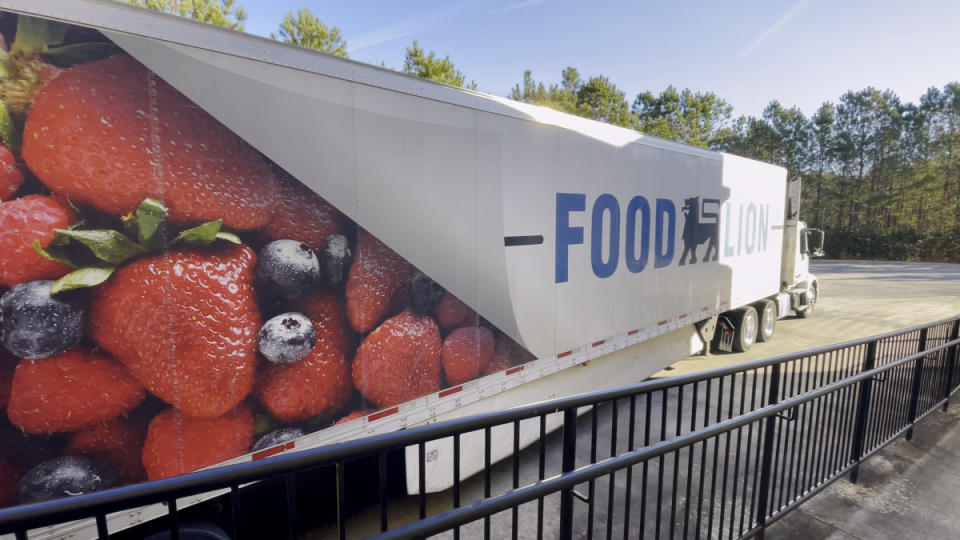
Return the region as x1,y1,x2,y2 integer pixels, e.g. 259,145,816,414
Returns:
762,303,776,337
808,285,818,311
743,310,758,347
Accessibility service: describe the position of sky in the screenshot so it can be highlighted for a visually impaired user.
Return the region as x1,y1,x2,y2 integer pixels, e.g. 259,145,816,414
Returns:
241,0,960,118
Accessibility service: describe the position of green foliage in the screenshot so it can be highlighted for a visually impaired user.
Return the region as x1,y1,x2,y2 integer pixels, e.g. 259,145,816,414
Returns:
272,8,347,57
403,41,476,89
633,86,734,148
508,68,635,128
122,0,247,31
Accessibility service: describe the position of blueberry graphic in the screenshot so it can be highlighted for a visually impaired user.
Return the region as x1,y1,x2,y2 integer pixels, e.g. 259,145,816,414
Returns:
407,271,444,315
1,280,84,359
257,240,320,300
317,234,352,289
258,312,316,364
19,456,114,504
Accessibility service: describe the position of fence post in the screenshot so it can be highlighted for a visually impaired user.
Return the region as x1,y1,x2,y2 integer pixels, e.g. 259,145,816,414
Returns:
906,328,929,441
754,363,782,536
943,320,960,412
849,340,877,483
558,407,577,540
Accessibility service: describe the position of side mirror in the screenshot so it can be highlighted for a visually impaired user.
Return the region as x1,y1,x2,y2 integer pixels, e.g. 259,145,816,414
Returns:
807,228,825,257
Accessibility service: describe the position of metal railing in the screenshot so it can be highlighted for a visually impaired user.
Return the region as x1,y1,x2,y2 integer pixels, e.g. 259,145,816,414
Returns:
0,315,957,539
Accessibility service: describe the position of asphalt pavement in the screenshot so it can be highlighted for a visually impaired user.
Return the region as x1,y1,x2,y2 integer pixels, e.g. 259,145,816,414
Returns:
661,260,960,377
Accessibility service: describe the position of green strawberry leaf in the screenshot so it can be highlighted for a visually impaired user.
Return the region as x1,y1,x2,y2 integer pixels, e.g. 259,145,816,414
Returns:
11,16,67,56
33,241,79,269
0,101,21,153
135,198,168,248
53,228,145,265
173,219,223,246
50,266,115,294
40,42,123,68
215,231,242,244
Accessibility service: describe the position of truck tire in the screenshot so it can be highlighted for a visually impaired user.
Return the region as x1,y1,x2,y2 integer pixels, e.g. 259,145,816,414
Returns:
756,300,776,342
796,283,818,319
733,306,759,352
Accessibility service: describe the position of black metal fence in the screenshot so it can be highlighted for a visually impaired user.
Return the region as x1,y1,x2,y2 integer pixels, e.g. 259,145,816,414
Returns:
0,315,957,540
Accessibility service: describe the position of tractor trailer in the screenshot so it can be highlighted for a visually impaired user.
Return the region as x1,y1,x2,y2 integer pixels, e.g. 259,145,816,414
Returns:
0,1,822,537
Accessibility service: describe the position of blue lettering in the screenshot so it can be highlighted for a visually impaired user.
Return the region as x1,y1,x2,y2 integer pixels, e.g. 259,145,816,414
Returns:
591,194,620,278
555,193,586,283
625,196,650,273
655,198,675,268
758,204,768,251
745,203,756,254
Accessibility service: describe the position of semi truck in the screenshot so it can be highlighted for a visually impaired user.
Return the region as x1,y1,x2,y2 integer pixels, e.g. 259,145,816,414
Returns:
0,1,823,537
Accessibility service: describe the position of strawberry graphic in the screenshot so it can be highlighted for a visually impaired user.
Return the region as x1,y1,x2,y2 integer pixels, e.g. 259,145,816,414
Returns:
0,194,73,287
262,170,348,250
22,54,280,230
7,348,144,434
352,310,442,408
141,405,254,481
441,326,494,385
433,291,478,329
66,419,146,484
481,334,537,376
89,244,261,418
346,229,415,333
257,290,354,422
334,408,376,425
0,143,23,201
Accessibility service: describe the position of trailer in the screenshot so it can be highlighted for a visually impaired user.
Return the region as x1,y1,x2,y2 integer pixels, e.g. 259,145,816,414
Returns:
0,1,822,537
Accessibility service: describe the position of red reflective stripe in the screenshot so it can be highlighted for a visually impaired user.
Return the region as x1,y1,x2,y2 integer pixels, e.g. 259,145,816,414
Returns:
506,366,524,375
702,306,710,311
658,320,668,326
439,386,463,398
558,351,573,358
592,340,605,347
627,329,640,335
679,314,688,319
368,407,399,421
252,441,295,461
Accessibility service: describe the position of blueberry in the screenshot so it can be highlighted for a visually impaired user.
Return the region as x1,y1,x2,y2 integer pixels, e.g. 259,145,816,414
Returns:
317,234,352,289
19,456,114,504
1,281,84,359
258,312,316,364
257,240,320,300
407,272,444,315
252,427,305,452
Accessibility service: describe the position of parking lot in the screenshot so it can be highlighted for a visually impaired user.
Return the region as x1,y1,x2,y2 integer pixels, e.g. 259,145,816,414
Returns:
662,260,960,377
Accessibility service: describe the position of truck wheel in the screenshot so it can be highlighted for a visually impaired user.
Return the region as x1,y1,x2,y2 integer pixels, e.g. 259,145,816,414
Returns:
733,306,758,352
796,283,818,319
756,300,776,342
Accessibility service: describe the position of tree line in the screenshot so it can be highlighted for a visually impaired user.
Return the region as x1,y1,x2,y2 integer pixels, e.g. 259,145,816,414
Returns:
123,0,960,262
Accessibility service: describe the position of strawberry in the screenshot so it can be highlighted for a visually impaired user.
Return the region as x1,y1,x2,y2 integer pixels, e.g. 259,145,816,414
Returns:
89,244,261,418
7,348,144,434
257,290,354,423
0,348,14,410
141,405,253,481
334,408,376,425
66,419,146,484
441,326,494,385
481,334,536,376
0,194,73,287
0,143,23,201
346,229,415,333
352,310,442,408
262,170,348,250
433,292,477,329
22,54,279,230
